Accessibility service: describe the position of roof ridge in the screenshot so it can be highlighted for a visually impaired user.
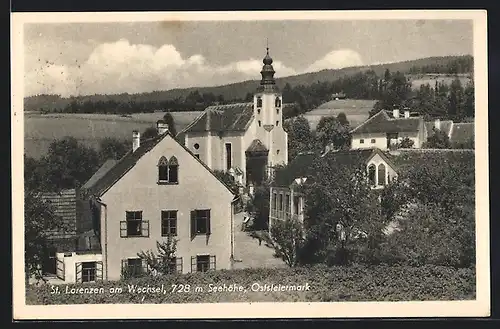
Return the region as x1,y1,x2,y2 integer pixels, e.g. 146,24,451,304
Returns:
350,110,387,134
178,110,207,135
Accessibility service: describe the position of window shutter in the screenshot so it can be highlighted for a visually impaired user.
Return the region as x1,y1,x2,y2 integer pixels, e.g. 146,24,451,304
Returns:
210,255,216,270
190,211,196,239
141,221,150,237
206,210,211,235
176,257,183,274
75,262,82,283
191,256,196,273
96,261,103,281
120,221,127,238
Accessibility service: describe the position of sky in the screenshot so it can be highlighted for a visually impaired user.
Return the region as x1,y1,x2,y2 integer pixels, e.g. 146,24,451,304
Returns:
23,19,473,97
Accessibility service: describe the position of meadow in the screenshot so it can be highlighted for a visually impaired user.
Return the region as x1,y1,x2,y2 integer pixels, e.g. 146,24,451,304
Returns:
24,112,203,158
303,99,377,130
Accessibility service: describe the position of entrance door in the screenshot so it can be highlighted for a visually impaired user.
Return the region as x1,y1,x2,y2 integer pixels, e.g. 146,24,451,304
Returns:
42,246,57,276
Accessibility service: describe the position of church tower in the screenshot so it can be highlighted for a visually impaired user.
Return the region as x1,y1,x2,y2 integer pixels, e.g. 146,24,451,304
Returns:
252,47,288,176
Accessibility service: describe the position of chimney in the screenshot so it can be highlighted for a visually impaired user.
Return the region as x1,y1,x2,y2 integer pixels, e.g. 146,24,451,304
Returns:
156,120,169,135
392,109,400,118
434,118,441,131
132,130,140,152
404,110,410,118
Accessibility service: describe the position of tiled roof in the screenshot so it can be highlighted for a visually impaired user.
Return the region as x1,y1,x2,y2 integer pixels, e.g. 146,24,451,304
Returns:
183,103,254,133
81,159,118,191
322,148,377,166
450,122,474,145
424,120,454,137
40,189,78,239
273,151,318,187
385,148,475,172
87,132,236,198
351,110,422,134
246,139,268,153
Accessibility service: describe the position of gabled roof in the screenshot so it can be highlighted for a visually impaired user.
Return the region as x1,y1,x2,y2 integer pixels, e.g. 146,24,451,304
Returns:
40,189,78,239
350,110,422,134
246,139,268,153
182,103,254,134
81,159,118,191
86,132,236,198
322,148,397,172
424,120,454,137
450,122,474,145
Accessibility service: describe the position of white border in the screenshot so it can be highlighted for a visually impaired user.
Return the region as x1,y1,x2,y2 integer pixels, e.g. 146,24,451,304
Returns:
11,10,489,320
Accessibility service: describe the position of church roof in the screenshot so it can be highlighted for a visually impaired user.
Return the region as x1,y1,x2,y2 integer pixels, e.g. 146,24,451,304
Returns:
182,103,254,134
351,110,422,134
246,139,268,153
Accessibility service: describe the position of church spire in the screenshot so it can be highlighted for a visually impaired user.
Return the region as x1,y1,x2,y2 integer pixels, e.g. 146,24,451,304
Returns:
259,45,278,92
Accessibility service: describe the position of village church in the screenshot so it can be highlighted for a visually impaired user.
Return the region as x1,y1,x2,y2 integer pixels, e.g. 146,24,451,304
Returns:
177,48,288,186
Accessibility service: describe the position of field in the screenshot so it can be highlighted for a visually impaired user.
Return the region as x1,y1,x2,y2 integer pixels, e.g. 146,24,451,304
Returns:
408,74,472,90
303,99,377,130
24,112,203,158
26,264,475,304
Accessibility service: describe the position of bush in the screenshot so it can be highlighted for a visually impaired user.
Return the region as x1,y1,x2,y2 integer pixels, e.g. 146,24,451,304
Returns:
26,265,475,305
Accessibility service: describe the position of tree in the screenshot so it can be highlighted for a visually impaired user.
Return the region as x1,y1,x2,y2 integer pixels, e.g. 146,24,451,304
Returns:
283,116,314,161
336,112,349,127
142,126,158,140
270,217,305,267
162,112,177,137
315,116,351,151
245,181,271,230
42,137,100,190
424,128,451,149
399,137,415,148
98,137,129,163
24,178,63,283
300,157,387,265
137,236,178,276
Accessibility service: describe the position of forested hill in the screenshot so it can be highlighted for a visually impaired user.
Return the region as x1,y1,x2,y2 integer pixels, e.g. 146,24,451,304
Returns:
25,55,472,112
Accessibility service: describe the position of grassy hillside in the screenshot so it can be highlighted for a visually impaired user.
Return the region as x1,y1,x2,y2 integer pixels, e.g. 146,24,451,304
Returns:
24,112,202,159
304,99,377,130
24,55,473,112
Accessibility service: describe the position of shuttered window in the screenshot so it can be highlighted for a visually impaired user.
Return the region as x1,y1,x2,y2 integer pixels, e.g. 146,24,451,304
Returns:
190,209,211,237
191,255,216,273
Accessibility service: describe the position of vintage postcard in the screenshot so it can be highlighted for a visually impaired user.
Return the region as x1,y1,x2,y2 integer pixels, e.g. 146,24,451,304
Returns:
11,10,489,320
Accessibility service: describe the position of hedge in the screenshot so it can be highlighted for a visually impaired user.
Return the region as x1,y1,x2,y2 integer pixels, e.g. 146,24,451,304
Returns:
26,264,475,304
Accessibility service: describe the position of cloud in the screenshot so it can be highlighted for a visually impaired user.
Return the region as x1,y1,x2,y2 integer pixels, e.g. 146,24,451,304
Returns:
305,49,364,73
24,39,297,97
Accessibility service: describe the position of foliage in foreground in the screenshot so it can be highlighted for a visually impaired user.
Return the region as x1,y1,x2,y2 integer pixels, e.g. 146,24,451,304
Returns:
26,264,475,304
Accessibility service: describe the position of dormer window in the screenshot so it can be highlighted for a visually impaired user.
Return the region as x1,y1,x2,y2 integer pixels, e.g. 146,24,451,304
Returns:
257,97,262,108
158,156,179,184
275,97,281,107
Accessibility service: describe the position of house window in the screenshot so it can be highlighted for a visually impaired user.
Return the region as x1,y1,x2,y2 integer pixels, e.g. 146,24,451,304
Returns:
276,149,280,155
126,258,145,278
371,139,376,144
275,97,281,107
257,97,262,108
368,164,376,186
285,194,290,214
278,194,283,211
121,211,149,238
158,156,179,184
191,255,216,273
276,120,279,126
293,196,300,215
194,143,200,150
257,108,261,114
191,209,211,236
276,108,280,114
378,164,386,186
161,210,177,236
225,143,232,170
360,139,365,144
272,193,277,210
258,120,261,127
76,261,102,283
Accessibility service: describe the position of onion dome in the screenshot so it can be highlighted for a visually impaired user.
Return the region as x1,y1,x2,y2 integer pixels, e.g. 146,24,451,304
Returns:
258,47,278,92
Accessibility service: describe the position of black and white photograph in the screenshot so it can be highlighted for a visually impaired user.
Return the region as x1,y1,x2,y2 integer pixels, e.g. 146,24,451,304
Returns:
11,10,489,319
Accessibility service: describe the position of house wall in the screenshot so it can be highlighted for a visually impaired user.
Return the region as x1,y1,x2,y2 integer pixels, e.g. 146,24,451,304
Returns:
351,133,387,150
367,153,398,186
56,252,102,283
396,132,420,149
268,186,305,239
99,135,235,281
